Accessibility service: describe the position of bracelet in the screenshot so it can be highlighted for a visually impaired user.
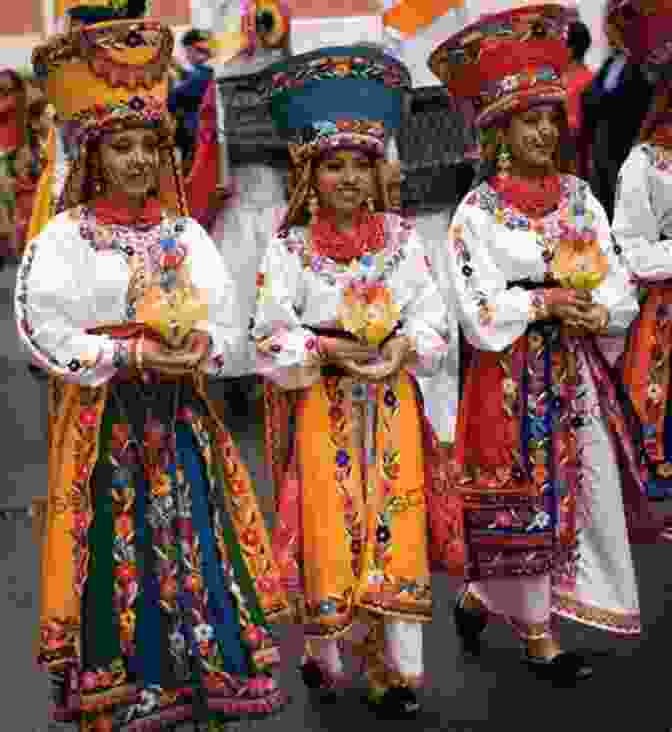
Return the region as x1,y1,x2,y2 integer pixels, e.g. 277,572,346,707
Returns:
134,335,144,372
529,290,550,322
598,307,610,332
315,336,328,361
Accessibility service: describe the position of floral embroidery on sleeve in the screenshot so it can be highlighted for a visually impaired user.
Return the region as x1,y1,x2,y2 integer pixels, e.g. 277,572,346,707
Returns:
451,222,494,327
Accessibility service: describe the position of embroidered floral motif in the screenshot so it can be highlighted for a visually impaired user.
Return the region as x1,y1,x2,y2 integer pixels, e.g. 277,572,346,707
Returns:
480,66,560,106
325,376,363,580
270,55,409,96
450,222,494,326
280,214,410,289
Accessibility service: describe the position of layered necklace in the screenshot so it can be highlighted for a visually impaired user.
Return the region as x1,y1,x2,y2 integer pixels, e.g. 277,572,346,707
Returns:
310,207,386,262
491,173,563,219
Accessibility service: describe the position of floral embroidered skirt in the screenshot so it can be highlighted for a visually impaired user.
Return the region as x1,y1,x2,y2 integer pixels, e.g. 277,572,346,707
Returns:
47,381,286,731
273,371,432,640
622,283,672,498
456,322,656,632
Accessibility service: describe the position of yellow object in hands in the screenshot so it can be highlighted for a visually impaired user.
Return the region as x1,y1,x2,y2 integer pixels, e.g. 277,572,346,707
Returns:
339,282,401,346
134,285,209,348
559,271,605,290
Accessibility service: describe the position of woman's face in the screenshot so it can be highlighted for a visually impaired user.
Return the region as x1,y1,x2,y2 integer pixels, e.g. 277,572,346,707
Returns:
314,149,375,216
98,127,160,201
505,104,563,176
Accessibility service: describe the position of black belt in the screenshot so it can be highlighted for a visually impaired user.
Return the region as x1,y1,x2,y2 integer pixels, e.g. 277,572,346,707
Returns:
307,324,402,349
506,278,561,290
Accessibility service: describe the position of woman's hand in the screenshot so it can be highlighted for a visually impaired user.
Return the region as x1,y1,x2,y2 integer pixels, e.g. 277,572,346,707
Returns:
565,303,610,334
340,336,412,382
319,336,380,364
545,288,592,323
131,330,212,377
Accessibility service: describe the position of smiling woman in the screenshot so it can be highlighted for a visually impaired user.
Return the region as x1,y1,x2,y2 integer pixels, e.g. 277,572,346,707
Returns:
428,2,667,687
17,17,289,732
97,128,161,202
251,45,464,721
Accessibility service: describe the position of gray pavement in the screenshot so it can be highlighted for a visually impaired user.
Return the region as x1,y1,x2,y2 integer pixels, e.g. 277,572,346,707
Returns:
1,263,672,732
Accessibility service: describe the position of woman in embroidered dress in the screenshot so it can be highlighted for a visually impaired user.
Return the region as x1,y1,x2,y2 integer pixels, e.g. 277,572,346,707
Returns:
251,46,464,719
427,3,665,685
612,1,672,501
18,19,288,732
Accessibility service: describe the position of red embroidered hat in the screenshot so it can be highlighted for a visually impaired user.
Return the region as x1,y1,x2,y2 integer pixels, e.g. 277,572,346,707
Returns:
606,0,672,66
428,4,577,129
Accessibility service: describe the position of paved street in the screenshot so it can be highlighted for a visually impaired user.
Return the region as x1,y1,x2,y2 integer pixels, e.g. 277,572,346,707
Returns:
1,261,671,732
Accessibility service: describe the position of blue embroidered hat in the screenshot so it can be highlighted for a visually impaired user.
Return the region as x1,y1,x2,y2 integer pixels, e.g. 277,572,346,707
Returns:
268,45,411,162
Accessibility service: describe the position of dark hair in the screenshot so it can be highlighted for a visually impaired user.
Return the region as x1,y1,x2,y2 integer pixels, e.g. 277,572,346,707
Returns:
181,28,212,48
567,21,592,64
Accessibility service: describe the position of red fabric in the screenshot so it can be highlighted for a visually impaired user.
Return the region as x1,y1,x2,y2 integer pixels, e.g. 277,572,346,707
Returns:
0,96,20,151
490,173,563,218
14,175,36,254
622,11,672,64
448,39,570,99
92,193,163,227
185,79,218,229
420,414,466,576
563,66,594,132
310,208,386,262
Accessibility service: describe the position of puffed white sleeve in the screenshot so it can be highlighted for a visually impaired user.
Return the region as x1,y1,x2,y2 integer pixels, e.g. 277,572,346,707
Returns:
251,233,322,390
15,213,120,386
396,225,451,377
612,146,672,281
411,211,461,444
184,218,250,378
586,187,639,335
446,202,539,352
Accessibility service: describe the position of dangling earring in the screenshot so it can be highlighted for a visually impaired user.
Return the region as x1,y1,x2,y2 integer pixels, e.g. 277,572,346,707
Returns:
366,196,375,213
496,141,512,177
307,187,319,219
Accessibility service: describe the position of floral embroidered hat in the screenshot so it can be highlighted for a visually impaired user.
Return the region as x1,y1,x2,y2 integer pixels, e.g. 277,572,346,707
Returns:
428,4,578,129
32,19,173,149
267,45,411,165
606,0,672,66
64,0,149,25
32,19,186,214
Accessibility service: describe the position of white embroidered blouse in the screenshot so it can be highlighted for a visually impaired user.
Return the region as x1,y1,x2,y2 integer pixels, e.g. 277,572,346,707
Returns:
15,207,248,387
251,212,455,440
442,175,638,353
612,144,672,281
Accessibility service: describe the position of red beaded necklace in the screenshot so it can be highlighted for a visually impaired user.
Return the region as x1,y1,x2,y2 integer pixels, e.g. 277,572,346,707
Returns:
490,173,563,219
310,207,386,262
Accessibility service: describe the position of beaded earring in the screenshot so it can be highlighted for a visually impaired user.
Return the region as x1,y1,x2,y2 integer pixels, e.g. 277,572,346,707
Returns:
496,141,512,177
366,196,376,213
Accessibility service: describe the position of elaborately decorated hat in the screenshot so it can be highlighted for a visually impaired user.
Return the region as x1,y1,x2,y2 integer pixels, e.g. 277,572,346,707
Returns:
32,19,173,148
268,46,411,163
606,0,672,66
428,4,577,129
65,0,149,25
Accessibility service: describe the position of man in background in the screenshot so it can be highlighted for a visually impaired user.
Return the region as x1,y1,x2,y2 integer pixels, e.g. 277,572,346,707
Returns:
168,29,215,170
578,26,654,220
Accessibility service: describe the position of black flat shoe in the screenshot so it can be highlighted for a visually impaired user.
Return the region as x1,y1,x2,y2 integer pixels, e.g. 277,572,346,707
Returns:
299,659,339,701
524,650,593,685
368,686,420,720
454,593,488,655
